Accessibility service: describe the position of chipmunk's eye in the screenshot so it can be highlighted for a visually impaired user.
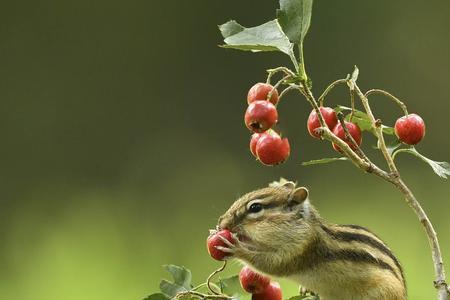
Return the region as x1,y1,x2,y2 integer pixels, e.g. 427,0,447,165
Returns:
248,202,263,214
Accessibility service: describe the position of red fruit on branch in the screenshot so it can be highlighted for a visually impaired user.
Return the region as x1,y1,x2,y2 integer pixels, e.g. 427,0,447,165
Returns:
245,101,278,133
239,266,271,294
255,131,290,165
251,282,282,300
307,107,338,138
332,121,362,152
247,83,279,105
394,113,426,145
206,230,234,261
250,133,263,158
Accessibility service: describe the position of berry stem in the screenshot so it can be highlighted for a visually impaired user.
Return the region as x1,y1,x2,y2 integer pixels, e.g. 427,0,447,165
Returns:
268,74,292,102
364,89,409,116
278,85,297,100
206,261,227,295
318,78,348,106
266,67,296,84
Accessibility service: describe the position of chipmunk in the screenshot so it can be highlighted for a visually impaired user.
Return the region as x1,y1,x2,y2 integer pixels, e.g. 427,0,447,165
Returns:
216,180,406,300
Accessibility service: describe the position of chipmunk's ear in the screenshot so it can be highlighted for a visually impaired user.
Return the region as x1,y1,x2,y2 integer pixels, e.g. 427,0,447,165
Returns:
289,187,309,204
281,181,296,190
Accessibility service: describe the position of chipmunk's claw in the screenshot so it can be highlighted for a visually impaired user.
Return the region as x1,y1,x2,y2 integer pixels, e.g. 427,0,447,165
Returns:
215,245,235,254
218,235,235,248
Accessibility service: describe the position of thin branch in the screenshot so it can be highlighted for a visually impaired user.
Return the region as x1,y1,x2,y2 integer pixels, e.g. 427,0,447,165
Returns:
349,88,356,121
351,82,399,175
393,178,449,300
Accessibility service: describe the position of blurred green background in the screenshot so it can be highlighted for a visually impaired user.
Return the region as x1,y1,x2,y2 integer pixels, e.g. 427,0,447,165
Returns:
1,1,449,299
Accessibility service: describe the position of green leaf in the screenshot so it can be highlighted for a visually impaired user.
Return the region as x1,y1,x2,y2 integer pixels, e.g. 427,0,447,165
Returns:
159,280,187,298
302,157,348,166
277,0,314,45
143,293,169,300
345,111,372,133
381,125,395,135
218,275,249,300
219,20,294,55
393,147,450,179
219,20,245,38
164,265,192,290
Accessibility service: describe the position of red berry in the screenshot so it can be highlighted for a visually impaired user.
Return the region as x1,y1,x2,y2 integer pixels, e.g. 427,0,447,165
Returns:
307,107,338,138
245,101,278,133
250,133,263,157
394,113,425,145
251,282,282,300
239,266,271,294
206,230,234,261
247,83,279,105
255,131,290,165
332,121,362,152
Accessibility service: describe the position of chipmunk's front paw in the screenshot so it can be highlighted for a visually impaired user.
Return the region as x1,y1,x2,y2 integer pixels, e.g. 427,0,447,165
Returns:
299,286,316,296
215,233,250,259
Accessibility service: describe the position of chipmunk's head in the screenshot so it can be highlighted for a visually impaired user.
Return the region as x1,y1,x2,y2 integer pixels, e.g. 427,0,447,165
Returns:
218,180,319,254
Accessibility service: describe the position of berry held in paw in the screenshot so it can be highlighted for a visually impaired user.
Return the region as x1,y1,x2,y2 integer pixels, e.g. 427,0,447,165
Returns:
206,229,234,261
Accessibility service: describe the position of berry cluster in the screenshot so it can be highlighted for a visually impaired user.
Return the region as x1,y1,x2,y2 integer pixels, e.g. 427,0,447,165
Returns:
308,107,425,152
244,83,426,166
244,83,290,165
306,107,362,152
